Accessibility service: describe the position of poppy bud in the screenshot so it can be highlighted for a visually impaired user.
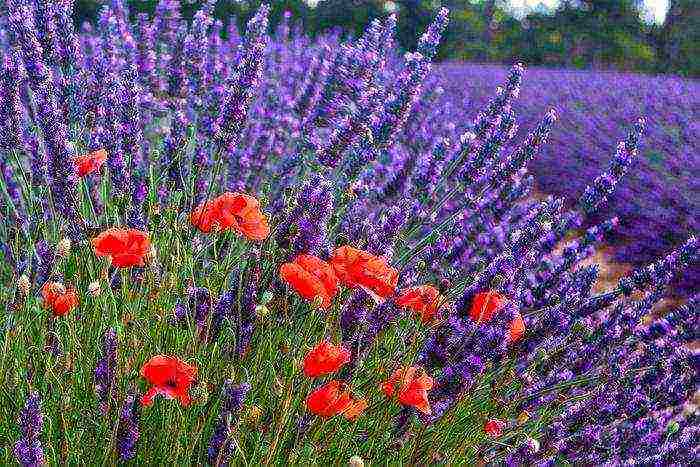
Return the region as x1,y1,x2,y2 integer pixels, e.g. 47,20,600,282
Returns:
18,274,30,296
349,455,364,467
255,304,270,319
245,405,263,424
56,238,72,258
517,410,530,425
88,281,101,297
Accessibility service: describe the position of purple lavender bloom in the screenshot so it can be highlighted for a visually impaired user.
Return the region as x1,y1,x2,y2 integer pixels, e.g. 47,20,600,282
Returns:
208,380,250,464
116,391,140,461
13,391,44,467
94,327,117,414
215,4,269,152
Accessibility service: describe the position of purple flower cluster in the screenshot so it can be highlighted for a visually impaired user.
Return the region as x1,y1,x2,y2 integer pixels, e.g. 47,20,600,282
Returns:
13,391,44,467
208,381,251,465
116,391,141,461
94,327,118,414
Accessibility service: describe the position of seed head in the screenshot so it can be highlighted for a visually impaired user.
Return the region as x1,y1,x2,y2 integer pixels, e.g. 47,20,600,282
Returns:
56,238,72,257
18,274,30,296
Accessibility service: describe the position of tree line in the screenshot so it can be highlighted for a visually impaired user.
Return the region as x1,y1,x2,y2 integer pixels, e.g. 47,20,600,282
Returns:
75,0,699,77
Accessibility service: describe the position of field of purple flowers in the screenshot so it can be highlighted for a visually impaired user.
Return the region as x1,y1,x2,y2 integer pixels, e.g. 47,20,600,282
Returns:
0,1,697,465
435,63,699,295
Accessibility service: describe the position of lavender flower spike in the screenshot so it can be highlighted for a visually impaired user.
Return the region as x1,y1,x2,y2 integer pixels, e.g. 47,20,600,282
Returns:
13,391,44,467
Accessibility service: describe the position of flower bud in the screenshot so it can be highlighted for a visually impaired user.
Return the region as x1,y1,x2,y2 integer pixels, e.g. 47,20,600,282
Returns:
246,405,263,424
18,274,30,296
255,304,269,319
56,238,72,257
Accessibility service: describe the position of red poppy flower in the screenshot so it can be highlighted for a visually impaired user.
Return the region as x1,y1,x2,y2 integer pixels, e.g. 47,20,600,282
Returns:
484,419,505,438
395,285,442,323
303,341,351,377
140,355,198,407
91,228,151,268
468,291,507,323
75,149,108,177
343,398,367,421
509,312,525,343
280,255,339,309
190,192,269,240
41,282,78,317
306,380,352,418
330,245,398,300
381,366,433,415
469,291,525,343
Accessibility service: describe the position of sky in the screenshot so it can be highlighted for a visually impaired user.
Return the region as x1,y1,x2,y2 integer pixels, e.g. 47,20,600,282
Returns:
512,0,669,24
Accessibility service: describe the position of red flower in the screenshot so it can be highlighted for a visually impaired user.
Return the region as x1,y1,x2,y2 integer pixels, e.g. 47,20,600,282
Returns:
330,245,398,300
509,312,525,343
395,285,442,323
468,291,506,323
91,228,151,268
303,341,351,377
469,291,526,343
484,419,505,438
75,149,107,177
41,282,78,317
306,380,352,418
190,192,269,240
140,355,198,407
343,398,368,421
381,366,433,415
280,255,339,309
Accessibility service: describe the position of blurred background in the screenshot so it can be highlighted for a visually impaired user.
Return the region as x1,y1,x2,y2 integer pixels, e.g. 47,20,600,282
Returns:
74,0,699,77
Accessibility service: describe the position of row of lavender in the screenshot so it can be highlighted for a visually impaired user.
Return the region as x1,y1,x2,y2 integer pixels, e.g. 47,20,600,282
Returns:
435,63,699,295
0,0,697,463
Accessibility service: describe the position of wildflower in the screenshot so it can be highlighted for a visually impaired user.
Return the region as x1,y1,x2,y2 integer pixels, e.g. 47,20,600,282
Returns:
280,254,339,309
468,291,526,342
91,228,151,268
349,455,365,467
208,381,250,464
330,245,398,300
484,419,505,438
395,285,442,323
56,238,71,257
468,291,506,323
303,341,351,377
342,398,368,421
140,355,198,407
18,274,30,296
306,380,355,418
13,392,44,467
190,192,269,240
94,328,117,414
75,148,108,177
41,282,78,317
117,392,140,461
509,313,525,343
381,366,433,414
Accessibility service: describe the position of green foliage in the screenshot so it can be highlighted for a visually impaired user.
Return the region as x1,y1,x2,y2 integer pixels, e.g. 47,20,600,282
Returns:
72,1,698,81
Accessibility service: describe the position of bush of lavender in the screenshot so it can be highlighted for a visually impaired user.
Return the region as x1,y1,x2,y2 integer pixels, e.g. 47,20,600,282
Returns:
0,1,697,465
436,63,699,296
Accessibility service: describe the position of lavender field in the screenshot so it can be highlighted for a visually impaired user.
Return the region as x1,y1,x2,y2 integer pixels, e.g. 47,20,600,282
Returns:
435,63,699,295
0,1,697,465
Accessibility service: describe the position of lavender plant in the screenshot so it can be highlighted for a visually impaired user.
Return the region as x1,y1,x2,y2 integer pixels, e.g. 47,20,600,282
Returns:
0,1,696,465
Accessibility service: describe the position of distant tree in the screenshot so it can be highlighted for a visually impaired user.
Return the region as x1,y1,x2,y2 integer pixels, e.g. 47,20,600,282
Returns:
657,0,700,76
